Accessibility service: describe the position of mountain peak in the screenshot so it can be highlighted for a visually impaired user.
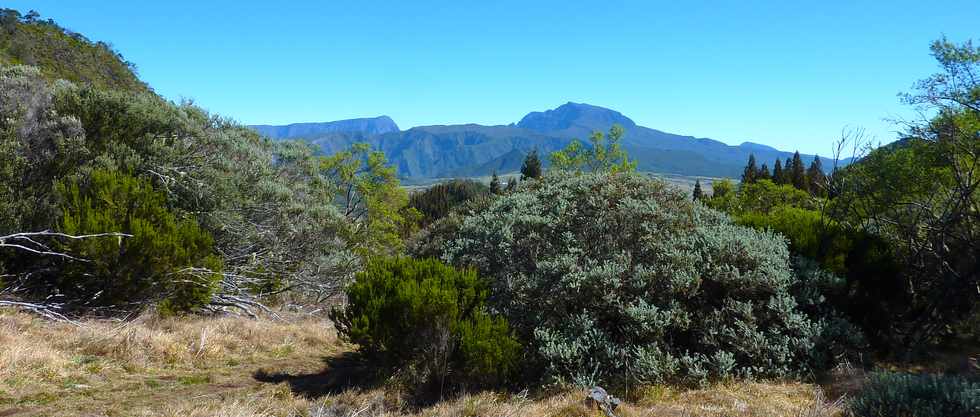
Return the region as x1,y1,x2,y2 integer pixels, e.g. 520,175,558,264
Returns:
738,141,779,153
516,102,636,136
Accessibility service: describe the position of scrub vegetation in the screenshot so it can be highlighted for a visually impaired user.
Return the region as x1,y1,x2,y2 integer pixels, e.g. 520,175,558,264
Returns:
1,9,978,417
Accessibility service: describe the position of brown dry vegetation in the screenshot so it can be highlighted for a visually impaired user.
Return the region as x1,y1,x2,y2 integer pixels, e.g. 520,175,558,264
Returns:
0,309,844,417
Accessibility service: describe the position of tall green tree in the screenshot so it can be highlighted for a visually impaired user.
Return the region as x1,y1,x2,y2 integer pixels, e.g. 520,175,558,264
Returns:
758,163,771,181
784,157,793,183
319,143,417,256
520,149,542,181
806,156,827,197
550,124,635,173
692,179,704,201
772,159,785,184
742,154,758,183
791,151,808,191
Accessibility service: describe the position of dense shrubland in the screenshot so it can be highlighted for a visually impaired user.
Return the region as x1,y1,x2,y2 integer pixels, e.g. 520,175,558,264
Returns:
0,10,978,414
414,172,824,386
0,61,406,315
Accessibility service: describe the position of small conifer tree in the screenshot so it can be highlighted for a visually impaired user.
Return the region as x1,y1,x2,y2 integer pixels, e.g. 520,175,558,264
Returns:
742,154,758,183
520,149,542,181
506,176,518,192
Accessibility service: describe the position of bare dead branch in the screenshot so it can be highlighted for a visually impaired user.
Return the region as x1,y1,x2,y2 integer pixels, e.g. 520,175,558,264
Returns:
0,300,80,325
0,231,132,262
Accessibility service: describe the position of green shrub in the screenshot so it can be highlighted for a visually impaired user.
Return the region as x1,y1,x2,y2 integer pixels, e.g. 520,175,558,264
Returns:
419,172,821,385
708,175,903,352
330,257,520,390
55,169,221,313
736,205,903,350
789,256,868,368
849,371,980,417
956,307,980,343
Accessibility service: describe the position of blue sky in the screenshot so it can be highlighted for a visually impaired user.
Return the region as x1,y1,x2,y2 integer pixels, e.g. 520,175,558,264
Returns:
7,1,978,155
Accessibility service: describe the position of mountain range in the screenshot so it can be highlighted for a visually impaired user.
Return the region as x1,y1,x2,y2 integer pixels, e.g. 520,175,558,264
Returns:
250,116,399,139
250,102,844,181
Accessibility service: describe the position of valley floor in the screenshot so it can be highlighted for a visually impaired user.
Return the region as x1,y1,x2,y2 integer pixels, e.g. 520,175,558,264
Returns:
0,309,847,417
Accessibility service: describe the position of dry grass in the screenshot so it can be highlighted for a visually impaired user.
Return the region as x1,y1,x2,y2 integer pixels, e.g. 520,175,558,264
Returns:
0,309,334,368
126,384,843,417
0,308,844,417
0,308,338,413
634,381,844,417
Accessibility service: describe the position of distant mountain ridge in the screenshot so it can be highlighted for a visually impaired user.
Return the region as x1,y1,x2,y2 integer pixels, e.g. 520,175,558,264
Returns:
251,116,399,139
250,102,846,182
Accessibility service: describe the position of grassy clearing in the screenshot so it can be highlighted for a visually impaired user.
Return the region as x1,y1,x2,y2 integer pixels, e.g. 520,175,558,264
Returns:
79,383,840,417
0,308,338,414
0,309,844,416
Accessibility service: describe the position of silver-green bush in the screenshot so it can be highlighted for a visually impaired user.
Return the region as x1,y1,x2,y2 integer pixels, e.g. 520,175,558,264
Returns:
849,371,980,417
415,172,820,385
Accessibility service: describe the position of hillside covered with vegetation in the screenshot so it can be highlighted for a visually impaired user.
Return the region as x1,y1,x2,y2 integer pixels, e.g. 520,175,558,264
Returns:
0,8,148,93
0,9,978,417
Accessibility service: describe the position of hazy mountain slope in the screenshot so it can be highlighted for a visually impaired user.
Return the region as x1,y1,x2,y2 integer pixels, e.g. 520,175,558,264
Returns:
517,102,842,172
517,102,637,138
0,9,149,93
303,125,569,179
250,116,399,139
253,102,847,179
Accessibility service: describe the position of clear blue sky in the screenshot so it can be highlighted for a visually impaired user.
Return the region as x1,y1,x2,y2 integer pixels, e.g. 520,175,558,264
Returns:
7,1,978,155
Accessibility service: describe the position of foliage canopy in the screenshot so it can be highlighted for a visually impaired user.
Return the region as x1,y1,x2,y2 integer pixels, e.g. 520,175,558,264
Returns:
549,124,636,174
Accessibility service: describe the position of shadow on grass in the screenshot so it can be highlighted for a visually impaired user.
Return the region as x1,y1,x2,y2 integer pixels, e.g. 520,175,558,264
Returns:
253,351,387,398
